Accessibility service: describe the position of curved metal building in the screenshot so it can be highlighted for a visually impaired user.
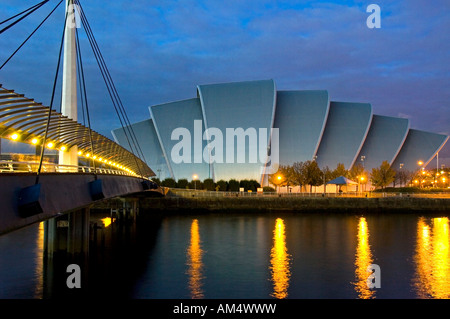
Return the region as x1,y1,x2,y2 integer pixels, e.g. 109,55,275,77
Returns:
112,79,448,184
274,90,329,165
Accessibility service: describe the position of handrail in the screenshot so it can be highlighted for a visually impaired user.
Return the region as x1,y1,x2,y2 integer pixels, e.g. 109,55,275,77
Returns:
0,160,145,178
165,188,450,199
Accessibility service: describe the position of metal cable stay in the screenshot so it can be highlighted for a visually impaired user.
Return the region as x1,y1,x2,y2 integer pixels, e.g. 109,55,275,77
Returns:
0,84,154,178
0,0,154,179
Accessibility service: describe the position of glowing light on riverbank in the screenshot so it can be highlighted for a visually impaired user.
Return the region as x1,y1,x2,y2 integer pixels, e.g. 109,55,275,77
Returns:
101,217,112,228
414,217,450,298
353,217,375,299
187,219,204,298
270,218,291,299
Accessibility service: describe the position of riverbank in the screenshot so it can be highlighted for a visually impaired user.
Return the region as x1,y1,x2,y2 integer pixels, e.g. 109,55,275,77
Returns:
139,194,450,213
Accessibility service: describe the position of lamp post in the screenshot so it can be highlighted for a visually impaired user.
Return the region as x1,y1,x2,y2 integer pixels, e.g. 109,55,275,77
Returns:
399,163,404,187
277,174,282,193
193,174,198,191
417,161,424,188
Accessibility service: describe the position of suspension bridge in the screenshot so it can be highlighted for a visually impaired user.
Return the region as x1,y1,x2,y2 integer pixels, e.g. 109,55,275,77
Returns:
0,0,162,257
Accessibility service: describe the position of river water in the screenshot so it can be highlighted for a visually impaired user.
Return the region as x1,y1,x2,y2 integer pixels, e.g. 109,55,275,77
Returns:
0,211,449,299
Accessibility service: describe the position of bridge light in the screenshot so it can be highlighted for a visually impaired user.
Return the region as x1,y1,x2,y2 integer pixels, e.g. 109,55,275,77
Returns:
78,150,83,155
31,138,39,145
60,146,67,151
92,155,97,159
98,157,103,162
85,153,90,158
11,133,19,140
47,142,54,148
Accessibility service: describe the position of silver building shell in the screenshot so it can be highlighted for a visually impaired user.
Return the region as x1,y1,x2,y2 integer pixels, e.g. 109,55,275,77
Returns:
112,79,448,184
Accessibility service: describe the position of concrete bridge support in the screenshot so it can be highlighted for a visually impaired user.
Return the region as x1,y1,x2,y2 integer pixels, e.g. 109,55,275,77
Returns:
110,197,139,223
44,208,90,260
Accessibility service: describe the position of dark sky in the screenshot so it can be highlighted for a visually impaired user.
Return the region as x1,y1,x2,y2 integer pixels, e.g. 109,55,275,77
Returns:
0,0,449,167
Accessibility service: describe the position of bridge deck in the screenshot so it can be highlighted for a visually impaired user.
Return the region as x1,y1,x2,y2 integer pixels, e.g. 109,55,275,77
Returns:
0,172,162,235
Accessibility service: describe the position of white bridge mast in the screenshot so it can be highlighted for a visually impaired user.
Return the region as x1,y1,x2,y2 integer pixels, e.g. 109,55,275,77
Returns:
59,0,78,168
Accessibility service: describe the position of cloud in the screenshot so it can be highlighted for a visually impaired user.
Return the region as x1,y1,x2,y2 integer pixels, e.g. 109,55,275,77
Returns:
0,0,448,148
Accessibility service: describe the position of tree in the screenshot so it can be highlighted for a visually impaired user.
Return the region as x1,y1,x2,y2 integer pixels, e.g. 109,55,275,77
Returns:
216,179,228,191
303,160,323,193
228,179,240,192
268,164,294,190
349,163,367,190
332,163,348,179
203,178,215,191
370,161,396,189
151,177,161,185
292,162,307,192
395,169,414,187
161,177,177,188
322,166,334,184
239,179,261,192
188,179,202,190
177,178,189,189
349,163,365,181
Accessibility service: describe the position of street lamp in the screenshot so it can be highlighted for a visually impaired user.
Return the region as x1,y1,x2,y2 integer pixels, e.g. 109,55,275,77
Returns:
276,174,283,193
192,174,198,190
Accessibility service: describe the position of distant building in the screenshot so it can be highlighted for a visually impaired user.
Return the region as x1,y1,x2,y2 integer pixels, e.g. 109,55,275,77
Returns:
112,79,448,185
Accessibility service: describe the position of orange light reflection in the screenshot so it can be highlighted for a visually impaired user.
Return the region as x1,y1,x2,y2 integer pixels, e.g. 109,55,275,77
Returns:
270,218,291,299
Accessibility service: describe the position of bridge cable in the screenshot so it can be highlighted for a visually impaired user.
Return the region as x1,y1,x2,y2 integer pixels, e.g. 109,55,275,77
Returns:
75,25,97,179
36,0,70,185
0,0,63,70
0,0,49,34
75,0,148,179
75,0,147,171
75,4,143,179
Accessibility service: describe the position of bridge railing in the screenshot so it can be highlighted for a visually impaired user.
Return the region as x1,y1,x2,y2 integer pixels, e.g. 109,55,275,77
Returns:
0,160,139,177
166,188,450,199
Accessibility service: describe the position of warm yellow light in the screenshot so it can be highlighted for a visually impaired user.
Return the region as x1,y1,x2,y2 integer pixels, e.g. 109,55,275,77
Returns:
187,219,204,298
92,155,97,159
277,175,282,180
443,178,446,182
60,146,66,151
422,171,426,175
192,174,198,180
270,218,291,299
418,161,424,166
85,153,90,158
101,217,112,228
360,176,365,181
78,150,83,155
31,138,38,145
441,170,445,174
354,217,375,299
414,180,419,184
47,142,54,148
10,133,19,140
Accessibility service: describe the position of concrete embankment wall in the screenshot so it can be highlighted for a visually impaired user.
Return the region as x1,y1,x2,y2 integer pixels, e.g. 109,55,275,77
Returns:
141,194,450,213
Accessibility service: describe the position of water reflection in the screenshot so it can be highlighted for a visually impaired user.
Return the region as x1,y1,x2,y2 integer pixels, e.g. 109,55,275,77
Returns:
414,217,450,299
186,219,204,298
353,217,375,299
270,218,291,299
34,222,44,298
101,217,113,228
